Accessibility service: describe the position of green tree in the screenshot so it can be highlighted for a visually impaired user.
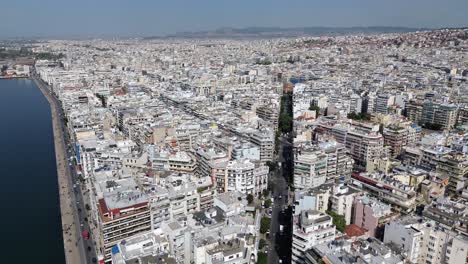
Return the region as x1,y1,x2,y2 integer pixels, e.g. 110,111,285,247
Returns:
278,93,293,133
264,199,272,208
258,238,267,249
260,217,271,234
326,210,346,232
247,194,254,204
257,252,268,264
309,104,320,115
347,112,371,121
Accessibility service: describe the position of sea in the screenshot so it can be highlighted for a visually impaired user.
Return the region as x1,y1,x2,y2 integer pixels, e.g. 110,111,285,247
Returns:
0,79,65,263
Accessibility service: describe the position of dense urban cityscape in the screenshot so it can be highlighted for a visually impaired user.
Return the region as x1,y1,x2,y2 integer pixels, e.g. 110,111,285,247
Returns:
1,25,468,264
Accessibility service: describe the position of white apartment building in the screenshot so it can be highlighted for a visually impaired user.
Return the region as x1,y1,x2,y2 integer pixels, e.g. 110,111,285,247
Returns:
294,142,353,190
349,93,363,114
294,151,328,190
292,210,336,264
166,176,200,222
330,184,360,225
225,159,255,195
294,185,331,215
384,218,467,264
250,128,274,162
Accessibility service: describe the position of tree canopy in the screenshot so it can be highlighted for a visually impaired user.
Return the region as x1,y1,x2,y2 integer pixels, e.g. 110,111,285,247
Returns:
326,210,346,232
260,217,271,234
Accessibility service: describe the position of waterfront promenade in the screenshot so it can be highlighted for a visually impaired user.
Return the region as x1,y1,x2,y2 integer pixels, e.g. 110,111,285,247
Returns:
33,76,85,264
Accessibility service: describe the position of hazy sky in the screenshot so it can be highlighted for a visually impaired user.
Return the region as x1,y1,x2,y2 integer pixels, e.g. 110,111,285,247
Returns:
1,0,467,38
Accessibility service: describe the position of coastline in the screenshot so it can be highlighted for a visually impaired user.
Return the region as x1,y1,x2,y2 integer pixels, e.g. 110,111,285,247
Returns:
32,75,85,264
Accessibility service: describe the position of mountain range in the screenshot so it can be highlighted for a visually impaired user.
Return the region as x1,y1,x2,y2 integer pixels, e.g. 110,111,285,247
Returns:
145,26,430,39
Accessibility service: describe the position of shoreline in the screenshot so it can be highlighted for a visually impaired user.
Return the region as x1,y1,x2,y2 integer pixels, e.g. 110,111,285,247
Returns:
32,75,85,264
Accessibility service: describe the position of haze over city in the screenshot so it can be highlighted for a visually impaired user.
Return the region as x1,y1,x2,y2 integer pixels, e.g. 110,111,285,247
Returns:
1,2,467,264
1,0,467,38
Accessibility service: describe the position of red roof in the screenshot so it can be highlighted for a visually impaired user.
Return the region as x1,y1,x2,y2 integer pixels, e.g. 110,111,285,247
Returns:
98,198,109,214
345,224,367,238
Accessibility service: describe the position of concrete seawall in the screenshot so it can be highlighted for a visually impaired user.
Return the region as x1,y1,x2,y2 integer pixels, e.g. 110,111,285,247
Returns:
33,77,84,264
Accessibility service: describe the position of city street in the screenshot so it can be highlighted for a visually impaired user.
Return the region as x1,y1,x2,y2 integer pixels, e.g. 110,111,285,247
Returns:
268,135,293,264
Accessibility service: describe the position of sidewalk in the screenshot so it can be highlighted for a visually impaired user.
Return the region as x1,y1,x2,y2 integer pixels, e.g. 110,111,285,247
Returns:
35,78,83,264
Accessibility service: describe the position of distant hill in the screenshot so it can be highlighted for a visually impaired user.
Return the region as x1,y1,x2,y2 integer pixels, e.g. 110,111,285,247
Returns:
144,26,430,39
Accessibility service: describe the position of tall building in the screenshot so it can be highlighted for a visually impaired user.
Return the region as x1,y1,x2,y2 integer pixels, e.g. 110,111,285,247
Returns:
383,125,409,157
292,210,336,264
421,101,458,130
98,189,152,262
436,152,468,194
345,125,384,170
294,141,353,190
314,121,384,171
364,93,376,114
294,150,328,190
349,94,363,114
320,141,354,182
330,184,360,225
406,100,423,124
446,235,468,264
407,100,458,130
375,93,392,115
384,217,467,264
225,159,268,195
250,128,275,162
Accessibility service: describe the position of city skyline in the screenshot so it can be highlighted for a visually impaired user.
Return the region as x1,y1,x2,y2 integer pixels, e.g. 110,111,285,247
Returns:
1,2,468,264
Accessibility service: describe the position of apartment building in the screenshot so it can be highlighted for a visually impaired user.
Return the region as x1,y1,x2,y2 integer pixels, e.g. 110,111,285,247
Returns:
375,93,393,115
294,150,328,190
330,184,361,225
383,125,409,157
249,128,275,162
225,159,256,195
407,100,458,130
421,101,458,130
292,210,336,264
384,217,466,264
315,121,384,171
353,195,397,239
349,93,363,114
436,152,468,194
294,141,354,190
168,151,197,173
147,186,171,230
98,190,152,262
294,185,332,215
165,176,200,223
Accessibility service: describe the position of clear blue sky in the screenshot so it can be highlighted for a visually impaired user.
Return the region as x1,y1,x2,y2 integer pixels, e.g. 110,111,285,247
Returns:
1,0,467,38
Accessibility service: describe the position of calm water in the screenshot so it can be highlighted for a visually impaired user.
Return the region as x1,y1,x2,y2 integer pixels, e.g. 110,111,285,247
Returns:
0,79,65,263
